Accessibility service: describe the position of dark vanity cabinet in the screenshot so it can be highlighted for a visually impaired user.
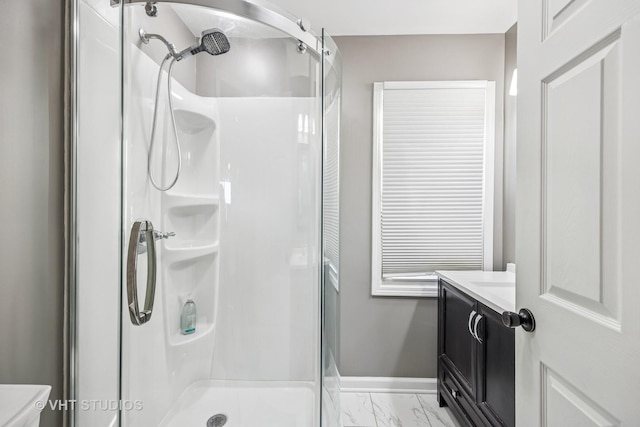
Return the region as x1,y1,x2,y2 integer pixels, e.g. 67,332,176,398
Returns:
437,279,515,427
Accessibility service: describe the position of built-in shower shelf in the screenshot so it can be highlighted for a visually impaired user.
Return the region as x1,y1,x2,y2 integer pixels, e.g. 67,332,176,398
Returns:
165,194,220,212
173,109,216,135
164,242,219,264
168,321,215,347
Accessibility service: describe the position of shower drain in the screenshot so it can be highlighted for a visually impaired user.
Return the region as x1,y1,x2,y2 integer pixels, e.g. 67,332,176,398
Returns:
207,414,228,427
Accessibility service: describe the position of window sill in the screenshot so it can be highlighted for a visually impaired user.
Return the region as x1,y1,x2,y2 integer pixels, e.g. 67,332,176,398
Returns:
372,278,438,298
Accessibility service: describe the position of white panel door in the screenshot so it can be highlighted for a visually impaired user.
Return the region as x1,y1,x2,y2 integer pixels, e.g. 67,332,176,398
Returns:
517,0,640,425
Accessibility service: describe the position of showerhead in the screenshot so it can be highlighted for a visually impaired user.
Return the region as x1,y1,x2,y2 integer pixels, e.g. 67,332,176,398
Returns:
176,28,230,61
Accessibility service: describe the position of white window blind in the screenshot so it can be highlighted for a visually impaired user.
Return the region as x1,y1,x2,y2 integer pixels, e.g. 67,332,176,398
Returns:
323,90,341,290
372,81,495,297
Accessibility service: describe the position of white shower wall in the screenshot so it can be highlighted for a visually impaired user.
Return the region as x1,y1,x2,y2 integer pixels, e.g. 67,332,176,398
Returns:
121,43,218,427
213,97,320,382
123,52,321,425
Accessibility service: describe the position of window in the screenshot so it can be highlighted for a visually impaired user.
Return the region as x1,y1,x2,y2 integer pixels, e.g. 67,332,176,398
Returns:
372,81,495,297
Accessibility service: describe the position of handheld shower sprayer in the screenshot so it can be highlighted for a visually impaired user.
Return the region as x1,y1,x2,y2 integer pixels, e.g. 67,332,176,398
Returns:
175,29,231,60
139,27,230,191
139,28,230,61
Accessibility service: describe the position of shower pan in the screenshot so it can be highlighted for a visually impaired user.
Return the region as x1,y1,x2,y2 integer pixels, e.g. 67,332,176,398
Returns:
70,0,342,426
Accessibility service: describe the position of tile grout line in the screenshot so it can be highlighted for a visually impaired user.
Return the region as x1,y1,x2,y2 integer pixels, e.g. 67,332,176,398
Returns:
368,393,380,427
415,393,435,427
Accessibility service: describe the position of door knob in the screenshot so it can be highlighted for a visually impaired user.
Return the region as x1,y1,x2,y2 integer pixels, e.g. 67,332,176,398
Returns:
501,308,536,332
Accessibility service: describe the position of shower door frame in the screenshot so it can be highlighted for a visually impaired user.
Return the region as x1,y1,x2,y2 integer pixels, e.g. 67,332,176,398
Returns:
111,0,340,71
68,0,341,426
112,0,320,52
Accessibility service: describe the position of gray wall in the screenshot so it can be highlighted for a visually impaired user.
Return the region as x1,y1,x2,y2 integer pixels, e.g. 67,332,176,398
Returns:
334,34,506,378
503,24,517,266
0,1,65,426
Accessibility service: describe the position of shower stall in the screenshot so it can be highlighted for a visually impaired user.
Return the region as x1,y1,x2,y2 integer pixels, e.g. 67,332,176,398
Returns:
70,0,341,425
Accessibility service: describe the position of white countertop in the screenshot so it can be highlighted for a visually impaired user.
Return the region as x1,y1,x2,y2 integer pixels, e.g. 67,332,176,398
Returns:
436,270,516,313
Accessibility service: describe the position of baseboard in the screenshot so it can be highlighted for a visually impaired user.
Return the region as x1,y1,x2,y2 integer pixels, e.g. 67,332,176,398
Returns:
339,376,437,394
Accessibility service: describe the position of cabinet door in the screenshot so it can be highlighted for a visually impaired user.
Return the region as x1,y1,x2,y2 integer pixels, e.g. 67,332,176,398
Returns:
476,304,515,427
438,280,478,398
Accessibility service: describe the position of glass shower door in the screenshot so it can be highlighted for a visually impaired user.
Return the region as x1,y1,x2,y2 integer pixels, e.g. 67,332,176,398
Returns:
119,5,198,423
321,28,342,427
118,2,325,426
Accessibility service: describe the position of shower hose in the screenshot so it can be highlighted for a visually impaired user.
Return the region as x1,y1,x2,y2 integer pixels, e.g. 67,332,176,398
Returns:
148,53,182,191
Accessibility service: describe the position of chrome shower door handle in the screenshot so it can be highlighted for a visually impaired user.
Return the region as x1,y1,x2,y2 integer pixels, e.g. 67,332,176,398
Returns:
126,220,157,326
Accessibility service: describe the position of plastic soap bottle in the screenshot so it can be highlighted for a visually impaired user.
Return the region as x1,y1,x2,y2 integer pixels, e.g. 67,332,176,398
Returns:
180,299,197,335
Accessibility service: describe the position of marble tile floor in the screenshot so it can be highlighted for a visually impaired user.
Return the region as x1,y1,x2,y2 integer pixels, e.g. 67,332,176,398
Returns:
341,392,459,427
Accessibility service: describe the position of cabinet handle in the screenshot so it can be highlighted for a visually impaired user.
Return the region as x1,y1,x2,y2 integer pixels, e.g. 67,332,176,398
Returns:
468,310,477,339
473,314,483,343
